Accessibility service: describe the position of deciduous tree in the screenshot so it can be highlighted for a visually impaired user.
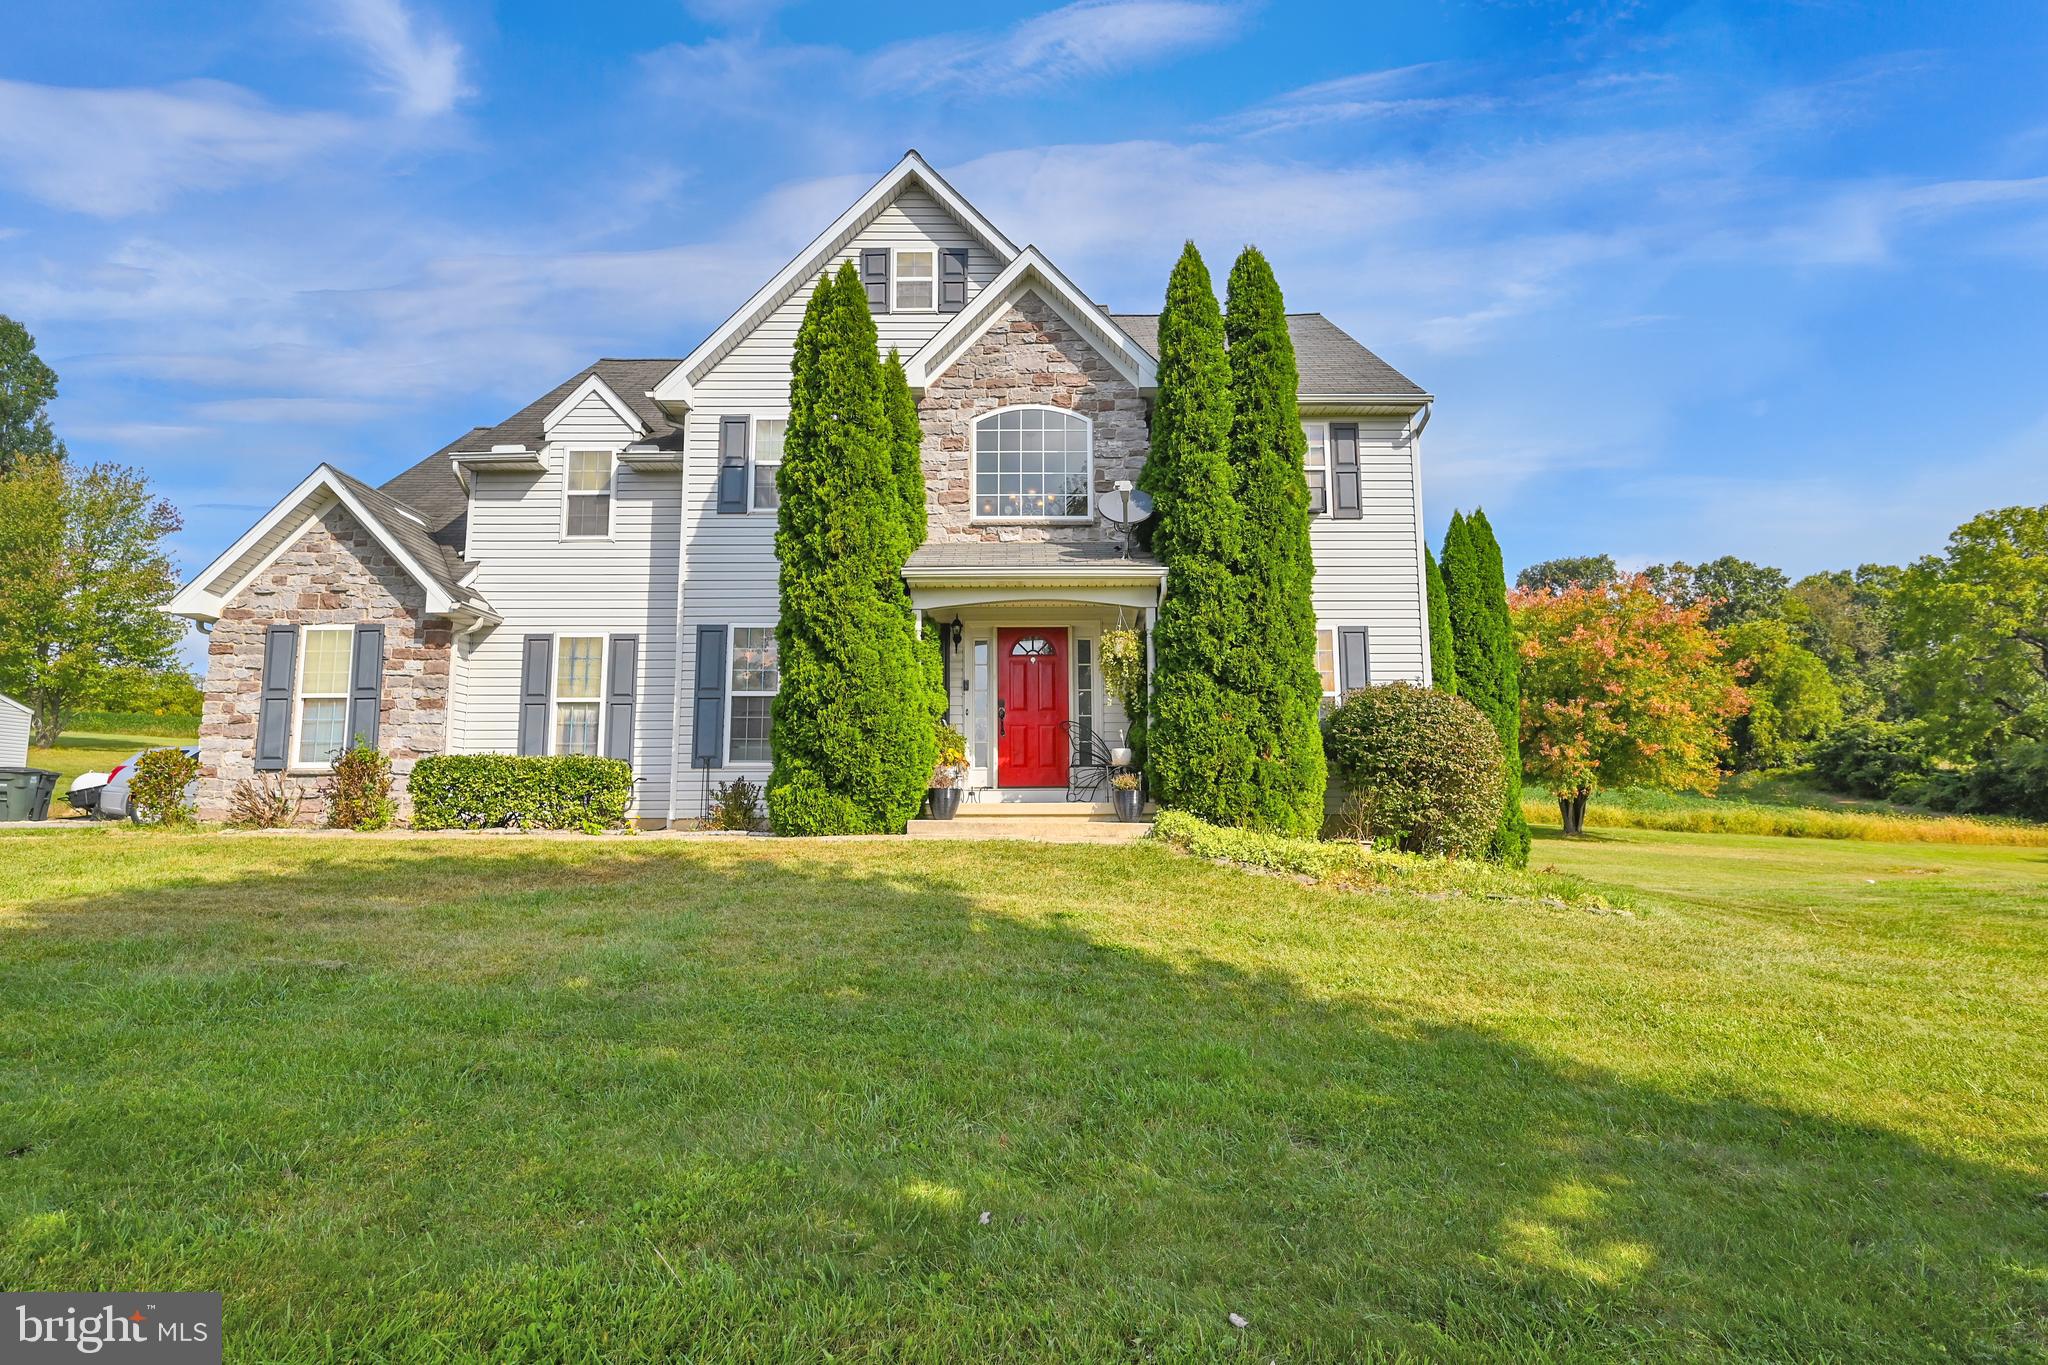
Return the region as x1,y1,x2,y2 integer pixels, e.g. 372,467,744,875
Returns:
0,456,185,744
1644,555,1789,629
1515,554,1617,594
1723,618,1842,769
1512,577,1748,834
0,314,65,474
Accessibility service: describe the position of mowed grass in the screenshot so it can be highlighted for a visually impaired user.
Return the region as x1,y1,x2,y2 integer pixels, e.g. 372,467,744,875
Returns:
2,827,2043,1362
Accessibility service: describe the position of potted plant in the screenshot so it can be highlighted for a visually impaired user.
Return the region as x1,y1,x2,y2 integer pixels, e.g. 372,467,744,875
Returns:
1110,770,1144,823
927,724,969,819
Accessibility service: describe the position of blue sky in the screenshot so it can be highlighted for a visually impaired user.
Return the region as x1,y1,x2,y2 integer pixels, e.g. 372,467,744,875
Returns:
6,0,2047,638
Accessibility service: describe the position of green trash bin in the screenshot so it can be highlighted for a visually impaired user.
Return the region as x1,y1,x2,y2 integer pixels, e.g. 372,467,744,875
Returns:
0,768,60,822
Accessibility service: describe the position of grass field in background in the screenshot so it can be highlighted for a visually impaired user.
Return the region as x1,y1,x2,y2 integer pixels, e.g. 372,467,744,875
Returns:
3,825,2041,1360
1526,777,2048,845
63,711,201,738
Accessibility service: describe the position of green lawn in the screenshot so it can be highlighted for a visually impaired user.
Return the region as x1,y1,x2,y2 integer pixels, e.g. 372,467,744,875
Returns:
2,826,2042,1361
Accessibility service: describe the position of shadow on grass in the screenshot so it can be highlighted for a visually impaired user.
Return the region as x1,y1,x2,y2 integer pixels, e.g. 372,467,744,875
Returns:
1,838,2040,1361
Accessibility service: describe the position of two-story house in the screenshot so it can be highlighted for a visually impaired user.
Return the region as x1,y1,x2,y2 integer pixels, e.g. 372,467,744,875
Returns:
171,151,1435,825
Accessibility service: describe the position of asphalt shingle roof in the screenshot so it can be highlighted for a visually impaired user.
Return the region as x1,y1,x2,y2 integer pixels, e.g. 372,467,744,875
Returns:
1107,312,1425,399
329,468,480,607
907,541,1161,570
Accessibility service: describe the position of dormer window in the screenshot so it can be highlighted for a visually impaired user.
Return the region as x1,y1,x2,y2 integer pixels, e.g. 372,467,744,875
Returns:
564,451,613,537
972,407,1092,522
894,249,936,311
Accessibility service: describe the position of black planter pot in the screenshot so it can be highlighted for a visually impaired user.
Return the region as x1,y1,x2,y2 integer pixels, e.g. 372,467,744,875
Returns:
926,787,962,820
1113,787,1143,823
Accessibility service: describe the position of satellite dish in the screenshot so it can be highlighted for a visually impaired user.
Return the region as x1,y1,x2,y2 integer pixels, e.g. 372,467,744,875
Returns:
1098,488,1154,528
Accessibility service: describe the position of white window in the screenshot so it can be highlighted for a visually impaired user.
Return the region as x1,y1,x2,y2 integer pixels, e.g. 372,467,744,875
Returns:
729,627,780,763
1075,637,1095,749
1302,422,1328,516
894,249,936,311
970,637,992,772
752,418,785,512
554,636,605,755
564,450,613,537
295,625,354,768
1315,628,1339,715
973,407,1092,521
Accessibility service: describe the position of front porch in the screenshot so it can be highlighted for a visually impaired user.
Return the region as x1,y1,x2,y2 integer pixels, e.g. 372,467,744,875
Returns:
906,542,1162,807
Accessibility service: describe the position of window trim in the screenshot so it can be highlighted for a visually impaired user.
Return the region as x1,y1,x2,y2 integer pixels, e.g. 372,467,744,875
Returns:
893,247,937,313
726,622,780,766
969,404,1095,524
1315,626,1341,713
549,632,609,757
560,448,617,541
748,415,787,515
290,623,356,772
1302,421,1329,518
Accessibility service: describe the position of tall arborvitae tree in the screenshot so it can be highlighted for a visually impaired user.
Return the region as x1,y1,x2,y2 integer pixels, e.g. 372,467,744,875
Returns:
1441,509,1530,865
883,348,946,731
1222,246,1324,835
1140,242,1258,821
1469,509,1530,864
768,264,935,834
1426,545,1456,694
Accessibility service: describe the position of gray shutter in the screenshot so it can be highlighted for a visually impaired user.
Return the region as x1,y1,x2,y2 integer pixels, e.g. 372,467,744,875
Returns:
692,626,727,769
1340,628,1371,695
717,416,749,514
938,247,969,313
518,635,553,756
346,624,385,751
860,248,889,312
1330,422,1362,520
605,635,638,764
254,625,297,772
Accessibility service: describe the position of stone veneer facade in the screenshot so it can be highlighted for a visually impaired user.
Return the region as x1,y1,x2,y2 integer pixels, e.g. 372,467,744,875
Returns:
920,289,1150,543
197,503,451,823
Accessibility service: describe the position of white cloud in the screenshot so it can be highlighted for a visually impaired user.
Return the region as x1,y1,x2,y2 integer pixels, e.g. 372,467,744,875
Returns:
680,0,797,25
868,1,1242,93
0,79,352,217
326,0,471,117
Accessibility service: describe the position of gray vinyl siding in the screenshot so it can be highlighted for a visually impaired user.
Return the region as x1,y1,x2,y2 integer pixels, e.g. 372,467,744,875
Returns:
459,394,682,818
669,186,1003,815
1308,414,1430,685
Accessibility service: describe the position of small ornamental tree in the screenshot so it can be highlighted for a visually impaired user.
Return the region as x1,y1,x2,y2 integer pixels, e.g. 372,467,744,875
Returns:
1221,245,1324,835
1425,546,1456,694
1441,509,1529,865
768,264,934,834
1140,243,1258,823
1512,576,1749,834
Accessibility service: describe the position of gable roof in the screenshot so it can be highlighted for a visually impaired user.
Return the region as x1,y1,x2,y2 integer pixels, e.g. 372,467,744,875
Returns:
169,464,494,624
654,150,1021,406
1108,312,1428,402
451,359,685,453
904,247,1158,393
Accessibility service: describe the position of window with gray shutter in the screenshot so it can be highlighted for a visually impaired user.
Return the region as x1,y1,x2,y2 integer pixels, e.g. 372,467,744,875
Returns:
717,416,748,514
859,248,889,312
692,625,727,769
254,625,297,772
518,635,552,756
1339,628,1371,695
1330,423,1362,519
346,625,385,751
938,247,969,312
605,635,638,764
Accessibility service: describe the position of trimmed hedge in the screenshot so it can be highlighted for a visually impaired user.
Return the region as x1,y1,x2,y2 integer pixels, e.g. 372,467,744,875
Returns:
408,755,634,832
1323,682,1505,858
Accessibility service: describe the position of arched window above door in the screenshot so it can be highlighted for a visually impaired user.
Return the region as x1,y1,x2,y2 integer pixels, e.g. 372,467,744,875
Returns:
1009,636,1054,657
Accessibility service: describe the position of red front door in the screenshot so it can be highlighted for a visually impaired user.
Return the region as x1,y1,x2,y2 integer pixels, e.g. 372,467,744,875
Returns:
997,628,1069,788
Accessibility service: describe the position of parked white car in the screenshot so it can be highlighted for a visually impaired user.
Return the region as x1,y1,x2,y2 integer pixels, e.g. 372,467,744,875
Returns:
96,747,200,821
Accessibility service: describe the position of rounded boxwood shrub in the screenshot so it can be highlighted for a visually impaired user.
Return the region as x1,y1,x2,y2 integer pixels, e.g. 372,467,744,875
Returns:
1323,682,1505,857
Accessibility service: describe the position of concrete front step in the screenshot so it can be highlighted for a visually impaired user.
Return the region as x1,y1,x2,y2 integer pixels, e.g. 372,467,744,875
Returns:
956,799,1113,818
906,817,1153,843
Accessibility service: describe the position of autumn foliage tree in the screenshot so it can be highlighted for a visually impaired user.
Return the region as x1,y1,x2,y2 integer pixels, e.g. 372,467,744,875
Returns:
1511,576,1748,834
